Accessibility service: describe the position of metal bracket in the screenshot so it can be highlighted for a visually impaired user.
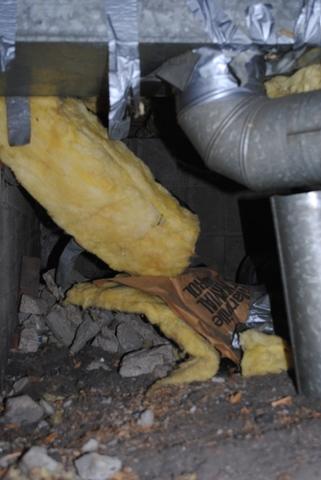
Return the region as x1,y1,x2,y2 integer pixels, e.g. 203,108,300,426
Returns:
5,97,31,146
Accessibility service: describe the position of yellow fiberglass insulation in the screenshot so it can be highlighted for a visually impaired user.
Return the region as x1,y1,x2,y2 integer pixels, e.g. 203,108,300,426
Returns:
0,97,199,276
67,281,220,386
265,64,321,98
240,330,292,377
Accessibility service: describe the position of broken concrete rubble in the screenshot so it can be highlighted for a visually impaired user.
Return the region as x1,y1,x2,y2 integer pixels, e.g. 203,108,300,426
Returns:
20,446,63,474
74,452,122,480
70,313,100,354
20,294,49,316
46,305,77,347
92,331,119,353
119,345,176,378
116,322,144,352
2,395,44,425
18,327,40,353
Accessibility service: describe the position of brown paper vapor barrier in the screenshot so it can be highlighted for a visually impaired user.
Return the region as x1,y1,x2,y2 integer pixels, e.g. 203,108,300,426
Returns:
96,267,252,364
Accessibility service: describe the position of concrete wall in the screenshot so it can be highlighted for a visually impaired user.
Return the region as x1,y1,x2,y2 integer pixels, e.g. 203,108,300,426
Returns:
0,167,39,383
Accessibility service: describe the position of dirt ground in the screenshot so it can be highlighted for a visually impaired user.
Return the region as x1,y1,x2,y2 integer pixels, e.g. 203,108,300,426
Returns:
1,344,321,480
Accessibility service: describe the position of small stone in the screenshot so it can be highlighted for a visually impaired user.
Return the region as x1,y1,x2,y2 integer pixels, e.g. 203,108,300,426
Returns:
39,399,55,416
18,328,40,353
116,323,143,352
81,438,99,453
114,312,165,347
46,305,77,347
0,452,21,468
20,294,48,315
119,345,175,378
189,405,197,414
20,446,62,474
211,376,225,384
3,395,44,425
70,313,100,354
65,304,84,328
43,269,63,300
137,409,154,427
39,288,57,309
86,360,110,372
23,314,47,333
89,309,114,328
75,453,122,480
92,331,119,354
9,377,30,396
18,312,30,324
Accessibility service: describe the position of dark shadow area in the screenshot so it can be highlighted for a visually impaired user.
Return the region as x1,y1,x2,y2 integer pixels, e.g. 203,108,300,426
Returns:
238,196,289,341
150,96,245,194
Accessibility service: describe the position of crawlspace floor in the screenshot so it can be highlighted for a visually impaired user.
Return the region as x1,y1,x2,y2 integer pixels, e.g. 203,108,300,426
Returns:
1,345,321,480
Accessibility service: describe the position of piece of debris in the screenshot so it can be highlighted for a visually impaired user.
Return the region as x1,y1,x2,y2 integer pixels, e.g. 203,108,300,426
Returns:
229,392,242,405
19,294,49,316
86,360,111,372
20,446,63,474
22,314,47,333
39,399,55,416
271,395,293,408
9,377,30,397
137,409,154,427
116,323,144,352
70,313,100,354
81,438,99,453
74,452,122,480
119,345,176,378
46,305,77,347
43,269,63,300
89,309,114,328
0,452,22,469
3,395,44,425
114,312,166,348
18,327,40,353
92,331,119,354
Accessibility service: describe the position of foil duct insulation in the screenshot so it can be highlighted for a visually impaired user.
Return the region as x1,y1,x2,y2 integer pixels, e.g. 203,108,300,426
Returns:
105,0,140,139
0,0,16,72
155,0,321,192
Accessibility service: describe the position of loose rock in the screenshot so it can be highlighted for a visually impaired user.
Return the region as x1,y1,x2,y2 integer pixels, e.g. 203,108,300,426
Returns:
89,309,114,328
3,395,44,425
86,360,110,372
20,294,48,315
23,314,47,333
70,313,100,354
39,399,55,416
119,345,175,378
46,305,77,347
9,377,30,397
92,330,119,354
43,269,63,300
20,446,62,474
74,452,122,480
114,312,167,347
137,409,154,427
116,323,143,352
18,327,40,353
81,438,99,453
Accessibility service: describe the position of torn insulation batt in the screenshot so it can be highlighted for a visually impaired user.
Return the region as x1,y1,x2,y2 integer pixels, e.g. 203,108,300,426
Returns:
0,97,199,276
265,63,321,98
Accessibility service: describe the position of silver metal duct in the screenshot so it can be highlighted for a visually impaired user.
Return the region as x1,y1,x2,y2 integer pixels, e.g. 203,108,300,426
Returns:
272,191,321,397
177,84,321,192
